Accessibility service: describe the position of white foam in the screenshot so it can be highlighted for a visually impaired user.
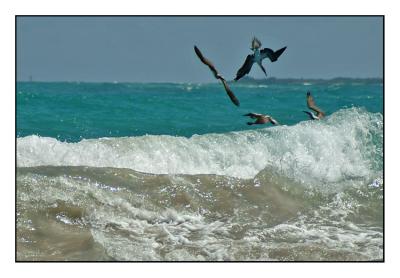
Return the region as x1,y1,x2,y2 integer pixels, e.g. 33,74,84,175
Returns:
17,168,383,261
17,108,382,183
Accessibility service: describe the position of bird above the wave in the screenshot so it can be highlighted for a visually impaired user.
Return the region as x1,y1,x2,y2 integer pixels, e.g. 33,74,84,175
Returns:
243,113,279,126
194,45,240,106
303,91,325,120
235,37,287,81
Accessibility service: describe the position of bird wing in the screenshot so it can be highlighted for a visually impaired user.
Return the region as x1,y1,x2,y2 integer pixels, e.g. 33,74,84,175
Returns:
268,116,279,125
194,46,239,107
194,46,220,78
306,92,325,117
261,46,287,62
220,79,240,106
302,111,315,120
260,48,274,60
243,112,262,119
235,54,254,81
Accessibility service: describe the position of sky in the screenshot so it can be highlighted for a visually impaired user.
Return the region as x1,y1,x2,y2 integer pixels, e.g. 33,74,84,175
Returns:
16,16,383,82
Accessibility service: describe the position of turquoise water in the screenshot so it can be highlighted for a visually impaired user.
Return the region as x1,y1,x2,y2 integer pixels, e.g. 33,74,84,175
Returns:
17,81,383,142
16,80,383,261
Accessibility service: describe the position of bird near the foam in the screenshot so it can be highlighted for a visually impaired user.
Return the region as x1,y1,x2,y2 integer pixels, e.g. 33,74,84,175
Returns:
303,91,325,120
243,113,279,126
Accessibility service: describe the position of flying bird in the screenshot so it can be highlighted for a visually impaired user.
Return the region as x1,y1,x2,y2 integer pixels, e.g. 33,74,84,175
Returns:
194,46,240,106
303,91,325,120
243,113,279,126
235,37,287,81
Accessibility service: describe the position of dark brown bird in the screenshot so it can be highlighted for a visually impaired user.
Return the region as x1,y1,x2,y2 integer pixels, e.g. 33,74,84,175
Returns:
303,91,325,120
194,46,240,106
243,113,279,126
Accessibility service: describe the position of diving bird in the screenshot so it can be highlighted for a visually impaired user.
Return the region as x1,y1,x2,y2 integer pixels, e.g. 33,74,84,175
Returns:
194,46,240,106
303,91,325,120
243,113,279,126
235,37,287,81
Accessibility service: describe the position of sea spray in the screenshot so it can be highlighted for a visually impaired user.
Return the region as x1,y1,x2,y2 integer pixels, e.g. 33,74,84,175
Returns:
17,108,382,184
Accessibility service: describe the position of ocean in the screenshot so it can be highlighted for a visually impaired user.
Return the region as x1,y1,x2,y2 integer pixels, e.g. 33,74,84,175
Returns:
16,80,383,261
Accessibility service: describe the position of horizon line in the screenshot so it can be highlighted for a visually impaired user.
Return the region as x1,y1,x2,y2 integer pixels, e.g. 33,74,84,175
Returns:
16,76,383,83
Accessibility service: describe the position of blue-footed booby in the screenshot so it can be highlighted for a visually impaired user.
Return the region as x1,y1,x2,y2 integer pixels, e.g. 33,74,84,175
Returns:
194,45,240,106
243,113,279,126
303,91,325,120
235,37,287,81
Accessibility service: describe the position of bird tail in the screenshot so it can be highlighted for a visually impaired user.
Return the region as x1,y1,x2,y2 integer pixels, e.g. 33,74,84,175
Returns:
247,122,254,125
258,63,268,78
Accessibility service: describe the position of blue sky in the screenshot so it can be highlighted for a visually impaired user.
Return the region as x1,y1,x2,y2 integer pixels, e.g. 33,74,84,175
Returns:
16,16,383,82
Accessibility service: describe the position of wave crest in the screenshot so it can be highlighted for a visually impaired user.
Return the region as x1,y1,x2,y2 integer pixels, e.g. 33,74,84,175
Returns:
17,108,382,183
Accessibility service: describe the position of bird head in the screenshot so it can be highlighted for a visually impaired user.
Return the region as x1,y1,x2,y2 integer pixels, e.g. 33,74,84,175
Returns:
251,37,261,50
